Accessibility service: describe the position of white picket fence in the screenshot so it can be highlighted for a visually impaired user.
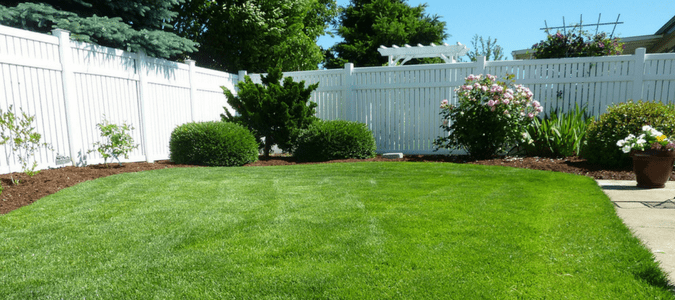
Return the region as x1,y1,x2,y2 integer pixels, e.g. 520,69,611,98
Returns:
246,49,675,154
0,25,237,174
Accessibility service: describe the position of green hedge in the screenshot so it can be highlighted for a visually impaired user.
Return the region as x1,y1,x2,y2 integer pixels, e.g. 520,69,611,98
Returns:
169,121,258,166
581,100,675,168
294,120,376,162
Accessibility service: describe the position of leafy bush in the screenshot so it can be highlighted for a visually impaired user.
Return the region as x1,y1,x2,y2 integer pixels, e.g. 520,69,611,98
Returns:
169,121,258,167
531,28,624,59
221,65,319,157
88,116,138,167
582,100,675,168
294,120,376,162
522,104,594,158
433,74,543,159
0,105,53,183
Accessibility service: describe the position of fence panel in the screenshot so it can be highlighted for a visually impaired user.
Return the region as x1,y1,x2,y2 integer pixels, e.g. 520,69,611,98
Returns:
4,23,675,162
244,50,675,155
643,53,675,102
70,42,145,164
0,25,238,173
195,67,237,121
348,64,467,154
0,27,70,174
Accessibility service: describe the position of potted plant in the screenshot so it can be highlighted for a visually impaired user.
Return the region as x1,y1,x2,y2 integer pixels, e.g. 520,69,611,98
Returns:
617,125,675,188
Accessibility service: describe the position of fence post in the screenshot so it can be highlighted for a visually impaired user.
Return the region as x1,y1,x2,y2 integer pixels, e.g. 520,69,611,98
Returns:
53,29,82,167
475,56,487,75
237,70,247,86
632,47,646,101
343,63,354,121
136,51,154,163
186,59,197,121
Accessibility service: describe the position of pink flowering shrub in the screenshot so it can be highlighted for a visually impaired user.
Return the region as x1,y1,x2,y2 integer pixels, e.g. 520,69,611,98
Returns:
434,74,543,159
531,29,623,59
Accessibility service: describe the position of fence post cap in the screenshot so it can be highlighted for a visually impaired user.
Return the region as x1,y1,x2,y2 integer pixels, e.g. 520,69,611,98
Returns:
51,28,70,35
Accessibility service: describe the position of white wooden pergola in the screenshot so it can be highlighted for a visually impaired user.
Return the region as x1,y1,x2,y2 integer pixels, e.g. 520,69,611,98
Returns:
377,43,469,66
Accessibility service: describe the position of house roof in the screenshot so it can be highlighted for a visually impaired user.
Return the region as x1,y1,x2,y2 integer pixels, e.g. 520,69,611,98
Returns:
655,15,675,35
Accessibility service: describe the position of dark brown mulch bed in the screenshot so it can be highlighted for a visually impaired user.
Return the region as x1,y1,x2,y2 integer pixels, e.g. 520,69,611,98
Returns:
0,155,650,215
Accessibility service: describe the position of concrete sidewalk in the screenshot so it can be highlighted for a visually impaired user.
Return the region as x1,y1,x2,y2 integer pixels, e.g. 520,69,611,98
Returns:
596,179,675,287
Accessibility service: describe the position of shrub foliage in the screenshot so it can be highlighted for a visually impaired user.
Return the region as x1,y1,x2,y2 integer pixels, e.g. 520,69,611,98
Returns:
294,120,376,162
531,28,623,59
434,74,543,159
88,116,138,167
582,100,675,168
0,105,52,182
222,66,318,157
169,121,258,167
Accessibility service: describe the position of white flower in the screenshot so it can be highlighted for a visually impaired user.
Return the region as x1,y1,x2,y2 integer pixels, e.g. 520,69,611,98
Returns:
617,140,625,147
651,128,663,136
622,145,632,153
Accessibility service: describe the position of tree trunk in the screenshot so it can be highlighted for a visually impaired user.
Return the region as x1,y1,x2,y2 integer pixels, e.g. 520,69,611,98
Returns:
263,139,272,158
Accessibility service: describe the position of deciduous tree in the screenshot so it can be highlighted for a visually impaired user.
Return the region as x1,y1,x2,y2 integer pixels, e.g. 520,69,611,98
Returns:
466,34,504,61
324,0,448,68
172,0,338,73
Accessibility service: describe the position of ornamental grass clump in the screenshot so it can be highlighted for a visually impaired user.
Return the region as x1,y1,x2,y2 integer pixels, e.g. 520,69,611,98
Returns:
434,74,543,159
522,104,594,158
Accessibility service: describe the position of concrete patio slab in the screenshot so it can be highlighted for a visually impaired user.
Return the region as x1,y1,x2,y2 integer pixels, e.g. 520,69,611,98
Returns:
596,179,675,289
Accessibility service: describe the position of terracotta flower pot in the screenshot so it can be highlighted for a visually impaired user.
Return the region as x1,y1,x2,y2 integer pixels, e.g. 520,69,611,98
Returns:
630,150,675,188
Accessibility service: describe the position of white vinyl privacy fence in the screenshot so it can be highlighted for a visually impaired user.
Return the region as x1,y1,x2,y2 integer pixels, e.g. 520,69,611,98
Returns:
3,23,675,170
0,25,237,174
246,49,675,154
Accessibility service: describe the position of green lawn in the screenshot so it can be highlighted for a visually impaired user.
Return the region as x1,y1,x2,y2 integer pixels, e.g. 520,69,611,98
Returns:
0,162,672,299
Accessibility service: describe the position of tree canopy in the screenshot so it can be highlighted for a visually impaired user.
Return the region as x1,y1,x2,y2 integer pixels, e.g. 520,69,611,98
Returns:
324,0,448,68
172,0,338,73
0,0,197,59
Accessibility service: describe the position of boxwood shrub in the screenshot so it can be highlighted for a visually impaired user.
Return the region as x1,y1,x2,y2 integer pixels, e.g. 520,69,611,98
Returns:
169,121,258,166
294,120,376,162
581,100,675,168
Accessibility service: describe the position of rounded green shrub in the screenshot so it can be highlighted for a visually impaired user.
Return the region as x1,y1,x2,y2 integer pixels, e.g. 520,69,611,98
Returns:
294,120,376,162
169,121,258,166
581,100,675,168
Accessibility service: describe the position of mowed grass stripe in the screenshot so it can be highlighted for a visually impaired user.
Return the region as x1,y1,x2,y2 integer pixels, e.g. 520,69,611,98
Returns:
0,162,672,299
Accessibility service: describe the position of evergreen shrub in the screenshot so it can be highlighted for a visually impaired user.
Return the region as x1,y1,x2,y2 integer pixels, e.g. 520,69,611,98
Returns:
169,121,258,167
294,120,376,162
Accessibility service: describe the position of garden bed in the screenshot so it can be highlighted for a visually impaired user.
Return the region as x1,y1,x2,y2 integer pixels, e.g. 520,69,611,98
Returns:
0,154,653,215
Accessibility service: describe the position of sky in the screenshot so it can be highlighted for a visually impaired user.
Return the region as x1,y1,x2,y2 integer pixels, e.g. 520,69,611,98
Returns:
317,0,675,60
